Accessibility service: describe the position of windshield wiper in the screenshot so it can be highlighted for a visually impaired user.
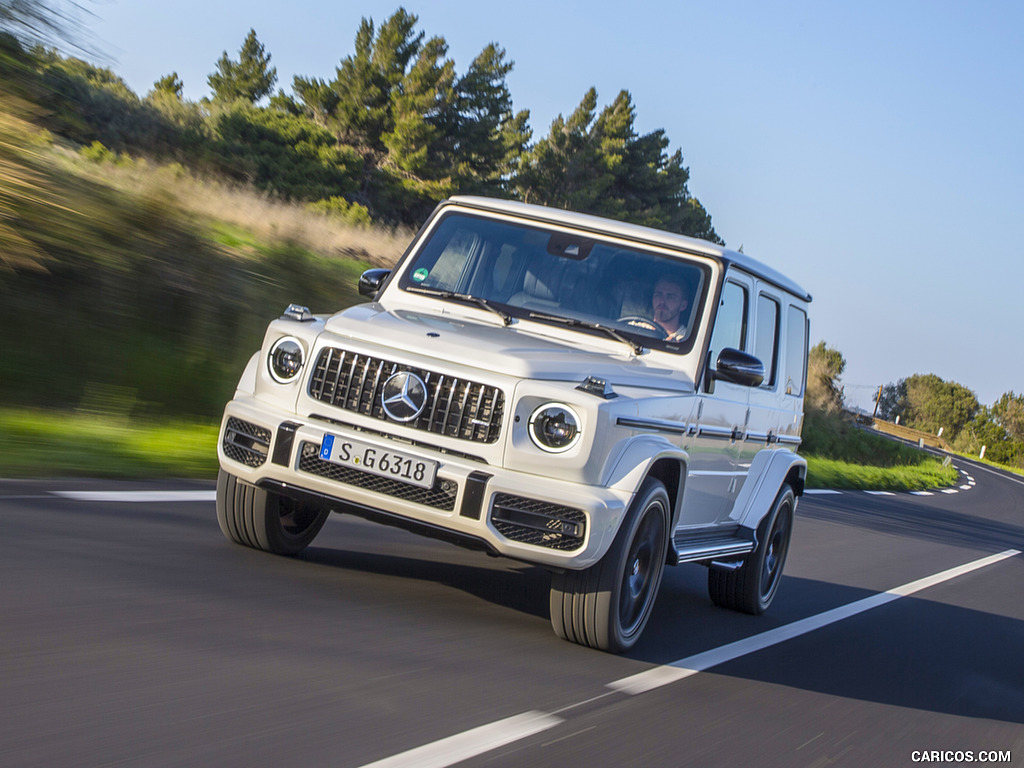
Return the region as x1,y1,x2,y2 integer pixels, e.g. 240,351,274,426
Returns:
527,312,645,355
406,286,513,325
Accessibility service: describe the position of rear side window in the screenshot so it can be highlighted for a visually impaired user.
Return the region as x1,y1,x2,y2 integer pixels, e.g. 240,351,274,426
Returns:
785,306,808,396
754,294,780,387
710,281,748,354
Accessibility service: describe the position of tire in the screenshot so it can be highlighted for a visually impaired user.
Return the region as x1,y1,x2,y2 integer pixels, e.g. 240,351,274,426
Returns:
216,469,329,556
550,477,670,653
709,483,794,614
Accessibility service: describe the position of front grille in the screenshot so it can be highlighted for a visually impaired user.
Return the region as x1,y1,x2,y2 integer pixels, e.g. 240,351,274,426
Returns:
222,417,271,467
491,493,587,551
308,347,504,444
297,442,458,511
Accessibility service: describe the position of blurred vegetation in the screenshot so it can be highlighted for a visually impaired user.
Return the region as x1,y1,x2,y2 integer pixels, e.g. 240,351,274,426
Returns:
0,36,397,420
802,342,959,490
0,407,218,477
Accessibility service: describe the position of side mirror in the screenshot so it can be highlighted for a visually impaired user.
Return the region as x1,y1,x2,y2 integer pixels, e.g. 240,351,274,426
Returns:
715,348,765,388
358,268,391,298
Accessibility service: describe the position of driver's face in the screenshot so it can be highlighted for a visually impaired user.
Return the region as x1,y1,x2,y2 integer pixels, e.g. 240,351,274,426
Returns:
652,280,685,325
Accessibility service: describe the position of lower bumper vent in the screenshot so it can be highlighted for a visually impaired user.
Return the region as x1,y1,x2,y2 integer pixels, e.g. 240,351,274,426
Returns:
297,442,458,511
491,493,587,551
222,418,271,467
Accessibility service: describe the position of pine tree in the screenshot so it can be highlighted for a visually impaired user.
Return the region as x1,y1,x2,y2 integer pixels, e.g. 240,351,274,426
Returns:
208,29,277,104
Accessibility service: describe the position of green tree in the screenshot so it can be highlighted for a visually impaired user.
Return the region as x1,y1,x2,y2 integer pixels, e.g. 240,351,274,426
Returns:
208,103,361,201
877,378,908,421
441,43,530,194
807,341,846,413
901,373,979,442
208,29,277,104
150,71,182,99
990,391,1024,442
329,9,422,150
515,88,720,241
515,87,605,211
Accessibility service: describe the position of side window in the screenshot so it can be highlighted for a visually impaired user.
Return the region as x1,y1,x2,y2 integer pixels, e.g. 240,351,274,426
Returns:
785,305,808,396
754,294,780,387
709,280,748,356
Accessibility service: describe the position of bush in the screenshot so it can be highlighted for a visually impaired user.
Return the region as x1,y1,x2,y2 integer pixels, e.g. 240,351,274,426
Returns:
306,196,372,228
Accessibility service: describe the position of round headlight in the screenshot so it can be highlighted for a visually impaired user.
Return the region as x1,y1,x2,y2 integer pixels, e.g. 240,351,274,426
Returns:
268,337,304,383
528,403,581,453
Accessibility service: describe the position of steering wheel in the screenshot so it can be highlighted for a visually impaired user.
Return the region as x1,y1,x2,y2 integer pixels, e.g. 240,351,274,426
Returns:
617,315,667,339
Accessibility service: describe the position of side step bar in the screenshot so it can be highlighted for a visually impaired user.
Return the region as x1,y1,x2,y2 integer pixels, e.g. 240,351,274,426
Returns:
670,530,756,567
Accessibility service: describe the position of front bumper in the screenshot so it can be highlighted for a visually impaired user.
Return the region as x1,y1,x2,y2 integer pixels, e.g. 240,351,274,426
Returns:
217,396,629,569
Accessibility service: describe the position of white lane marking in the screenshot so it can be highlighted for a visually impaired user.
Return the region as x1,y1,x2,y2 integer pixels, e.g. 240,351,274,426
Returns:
357,711,563,768
804,489,842,495
910,491,934,496
608,549,1020,696
357,550,1020,767
959,485,973,490
53,491,216,503
865,490,895,496
941,489,959,495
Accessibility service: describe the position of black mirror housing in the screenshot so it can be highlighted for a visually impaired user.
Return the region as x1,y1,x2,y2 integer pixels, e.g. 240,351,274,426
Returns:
358,268,391,298
715,348,765,388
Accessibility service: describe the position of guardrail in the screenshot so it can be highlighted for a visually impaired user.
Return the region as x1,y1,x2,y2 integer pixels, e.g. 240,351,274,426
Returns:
871,418,951,451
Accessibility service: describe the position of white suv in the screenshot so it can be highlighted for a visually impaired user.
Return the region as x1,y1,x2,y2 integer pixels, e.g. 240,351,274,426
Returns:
216,196,811,652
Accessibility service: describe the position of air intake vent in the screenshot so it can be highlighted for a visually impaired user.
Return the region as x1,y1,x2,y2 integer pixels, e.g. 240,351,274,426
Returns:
222,418,271,467
491,493,587,551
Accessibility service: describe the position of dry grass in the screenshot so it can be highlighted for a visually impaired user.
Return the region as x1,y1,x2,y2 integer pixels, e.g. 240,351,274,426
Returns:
58,149,415,267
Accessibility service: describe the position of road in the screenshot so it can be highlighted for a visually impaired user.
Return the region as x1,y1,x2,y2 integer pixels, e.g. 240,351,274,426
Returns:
1,462,1022,767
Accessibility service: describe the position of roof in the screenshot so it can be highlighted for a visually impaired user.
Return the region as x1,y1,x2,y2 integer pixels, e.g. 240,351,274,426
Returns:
445,196,812,303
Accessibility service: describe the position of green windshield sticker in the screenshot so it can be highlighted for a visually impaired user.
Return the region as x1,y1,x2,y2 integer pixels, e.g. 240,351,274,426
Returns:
412,268,429,282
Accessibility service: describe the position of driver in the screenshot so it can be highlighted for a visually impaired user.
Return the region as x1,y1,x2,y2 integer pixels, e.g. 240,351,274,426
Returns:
651,276,690,339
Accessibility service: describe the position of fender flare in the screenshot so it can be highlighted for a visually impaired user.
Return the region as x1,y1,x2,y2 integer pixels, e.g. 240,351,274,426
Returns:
235,352,260,397
604,434,689,527
730,448,806,531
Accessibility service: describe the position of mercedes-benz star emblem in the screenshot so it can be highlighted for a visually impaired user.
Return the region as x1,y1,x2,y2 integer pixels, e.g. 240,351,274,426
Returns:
381,371,428,422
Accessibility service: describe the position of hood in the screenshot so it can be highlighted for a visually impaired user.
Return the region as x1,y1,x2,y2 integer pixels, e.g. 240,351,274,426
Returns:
322,303,694,391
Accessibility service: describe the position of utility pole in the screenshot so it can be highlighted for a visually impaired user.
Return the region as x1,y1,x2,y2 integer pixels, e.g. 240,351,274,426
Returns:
871,384,883,420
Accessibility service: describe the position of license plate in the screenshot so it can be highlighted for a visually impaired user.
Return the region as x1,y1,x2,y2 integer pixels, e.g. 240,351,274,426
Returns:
318,434,438,490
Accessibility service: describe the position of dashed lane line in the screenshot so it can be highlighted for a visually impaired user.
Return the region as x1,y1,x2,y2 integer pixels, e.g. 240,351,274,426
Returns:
51,490,217,503
356,549,1021,768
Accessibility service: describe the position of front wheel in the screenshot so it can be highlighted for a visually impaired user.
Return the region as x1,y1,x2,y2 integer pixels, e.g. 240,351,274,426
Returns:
709,483,794,614
550,477,670,653
216,469,329,556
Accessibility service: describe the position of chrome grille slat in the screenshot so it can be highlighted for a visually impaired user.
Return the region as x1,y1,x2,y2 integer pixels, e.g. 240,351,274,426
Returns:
308,347,504,444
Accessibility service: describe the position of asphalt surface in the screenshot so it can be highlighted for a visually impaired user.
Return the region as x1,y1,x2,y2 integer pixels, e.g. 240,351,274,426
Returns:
1,461,1022,767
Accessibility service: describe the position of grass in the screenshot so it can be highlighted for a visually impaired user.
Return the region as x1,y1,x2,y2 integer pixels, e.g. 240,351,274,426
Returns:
804,455,957,491
802,408,959,491
0,408,219,479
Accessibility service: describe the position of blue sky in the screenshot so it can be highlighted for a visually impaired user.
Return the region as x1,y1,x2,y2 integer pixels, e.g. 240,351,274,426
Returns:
86,0,1023,411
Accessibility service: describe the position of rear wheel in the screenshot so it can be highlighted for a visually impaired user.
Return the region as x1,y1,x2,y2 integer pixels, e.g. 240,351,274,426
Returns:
216,469,329,556
550,477,670,653
709,483,794,614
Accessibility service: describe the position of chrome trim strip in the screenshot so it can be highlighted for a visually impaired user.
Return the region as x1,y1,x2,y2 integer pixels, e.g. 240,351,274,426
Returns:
697,424,734,439
616,417,692,436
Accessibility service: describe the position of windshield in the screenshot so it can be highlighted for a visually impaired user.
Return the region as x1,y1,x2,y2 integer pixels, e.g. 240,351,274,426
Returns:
398,211,711,353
